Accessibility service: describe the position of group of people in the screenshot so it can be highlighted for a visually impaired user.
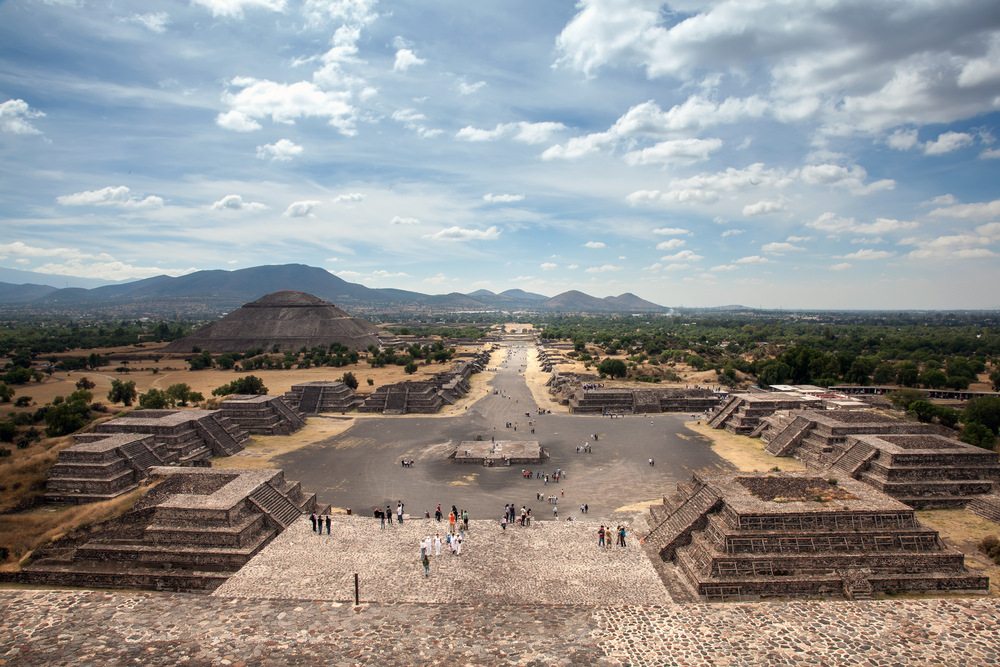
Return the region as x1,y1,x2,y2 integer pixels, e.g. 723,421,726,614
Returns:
419,532,464,576
431,504,469,533
310,513,331,534
576,444,593,453
372,501,406,527
597,524,627,548
499,503,533,529
582,382,605,390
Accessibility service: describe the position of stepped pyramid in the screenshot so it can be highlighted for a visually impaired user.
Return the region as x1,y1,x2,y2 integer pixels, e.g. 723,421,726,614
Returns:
162,291,399,353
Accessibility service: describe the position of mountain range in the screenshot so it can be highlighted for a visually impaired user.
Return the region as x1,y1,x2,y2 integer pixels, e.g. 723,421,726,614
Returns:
0,264,665,314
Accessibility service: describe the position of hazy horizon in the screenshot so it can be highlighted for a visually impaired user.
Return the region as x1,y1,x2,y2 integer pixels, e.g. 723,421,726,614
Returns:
2,0,999,310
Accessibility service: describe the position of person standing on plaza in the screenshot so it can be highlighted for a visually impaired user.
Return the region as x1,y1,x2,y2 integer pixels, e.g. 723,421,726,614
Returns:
553,505,558,518
501,514,507,532
310,512,317,532
434,533,441,556
462,509,469,531
386,505,393,528
397,502,404,524
455,533,463,556
598,525,605,547
619,525,627,547
326,515,331,535
449,511,456,533
422,553,430,577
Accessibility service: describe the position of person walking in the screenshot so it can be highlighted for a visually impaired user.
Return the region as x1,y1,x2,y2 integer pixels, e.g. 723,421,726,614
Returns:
462,509,469,531
378,507,385,530
386,505,393,528
397,502,404,524
449,511,456,534
434,533,441,556
501,515,507,532
422,553,430,577
553,505,558,518
455,533,463,556
619,525,627,547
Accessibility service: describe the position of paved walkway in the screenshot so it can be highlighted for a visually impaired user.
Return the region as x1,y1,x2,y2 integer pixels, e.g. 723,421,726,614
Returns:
3,590,998,666
214,515,670,605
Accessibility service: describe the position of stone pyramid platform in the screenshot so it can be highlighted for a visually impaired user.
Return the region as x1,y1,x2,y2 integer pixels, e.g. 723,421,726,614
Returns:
219,394,306,435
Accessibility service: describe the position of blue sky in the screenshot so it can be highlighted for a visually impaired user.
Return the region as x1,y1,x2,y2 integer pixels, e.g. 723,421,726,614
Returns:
1,0,999,309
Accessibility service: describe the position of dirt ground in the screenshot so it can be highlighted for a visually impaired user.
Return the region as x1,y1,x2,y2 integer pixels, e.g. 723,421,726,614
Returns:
683,420,807,472
915,509,1000,598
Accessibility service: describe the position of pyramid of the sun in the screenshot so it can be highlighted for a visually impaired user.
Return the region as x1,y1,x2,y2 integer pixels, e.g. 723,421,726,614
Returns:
162,291,393,353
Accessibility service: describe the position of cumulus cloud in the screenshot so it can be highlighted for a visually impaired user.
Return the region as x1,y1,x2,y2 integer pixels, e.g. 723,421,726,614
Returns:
541,262,557,270
656,239,685,251
0,242,193,280
458,80,486,95
662,263,690,271
303,0,379,27
923,131,975,155
710,264,740,271
652,227,690,236
393,49,426,72
721,229,745,237
761,242,804,255
830,263,852,271
424,226,501,241
191,0,285,19
928,198,1000,221
734,255,774,265
584,241,606,249
886,128,919,150
117,12,170,33
836,248,896,260
0,99,45,135
57,186,163,209
623,137,722,166
743,199,787,216
799,164,895,195
333,192,364,203
567,264,579,269
456,121,566,144
981,148,1000,159
661,250,703,262
392,108,441,138
626,163,794,206
284,200,321,217
900,227,998,259
390,216,420,225
808,212,918,235
256,139,303,161
218,76,356,135
585,264,621,273
211,194,266,211
920,194,958,207
483,193,524,203
542,97,764,161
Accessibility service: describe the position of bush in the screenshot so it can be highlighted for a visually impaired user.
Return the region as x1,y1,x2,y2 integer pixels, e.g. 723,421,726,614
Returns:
979,535,1000,564
75,377,96,391
212,375,268,397
14,396,31,407
0,448,9,457
404,362,417,375
138,389,169,409
43,401,91,437
367,378,374,386
597,359,628,379
960,422,998,449
887,388,925,411
341,372,359,390
107,379,137,406
0,422,18,443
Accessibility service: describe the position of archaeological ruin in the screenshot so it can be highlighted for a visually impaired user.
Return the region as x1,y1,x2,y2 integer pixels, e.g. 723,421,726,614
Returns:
452,440,545,465
219,394,306,435
645,471,989,602
547,372,721,414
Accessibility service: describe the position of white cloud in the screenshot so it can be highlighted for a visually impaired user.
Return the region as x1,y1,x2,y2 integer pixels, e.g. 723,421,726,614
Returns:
981,148,1000,159
761,242,804,255
851,237,884,245
284,200,321,217
799,164,895,195
830,263,852,271
567,264,579,270
0,241,113,261
742,199,787,216
390,216,420,225
661,250,703,262
920,194,958,207
333,192,364,203
211,194,266,211
541,262,557,270
928,198,1000,221
0,242,193,280
256,139,303,161
392,108,441,138
369,270,410,279
786,236,813,243
710,264,740,271
623,137,722,166
585,264,621,273
219,76,356,136
117,12,171,33
543,97,764,161
458,80,486,95
807,212,918,235
483,193,524,203
977,222,1000,239
584,241,606,248
191,0,285,19
923,131,974,156
456,121,566,144
721,229,745,238
303,0,378,27
57,186,163,209
655,239,685,251
837,249,896,260
627,163,794,206
652,227,689,236
393,49,426,72
424,226,501,241
662,263,690,271
734,255,774,265
886,128,919,151
0,99,45,135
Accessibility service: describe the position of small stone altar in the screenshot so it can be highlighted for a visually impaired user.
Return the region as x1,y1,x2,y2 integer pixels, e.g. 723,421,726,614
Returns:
452,440,544,465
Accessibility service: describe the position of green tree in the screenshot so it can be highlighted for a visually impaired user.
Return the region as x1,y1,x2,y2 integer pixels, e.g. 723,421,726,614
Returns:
68,390,93,404
887,388,925,411
597,358,628,379
75,376,96,391
211,375,268,397
14,396,31,408
991,368,1000,392
188,350,213,370
43,400,90,437
896,361,920,387
341,372,359,390
0,383,13,403
946,375,971,391
107,379,137,406
872,363,896,385
404,361,417,375
165,383,193,406
908,400,938,423
960,422,998,449
961,396,1000,435
0,422,17,443
920,369,948,389
138,388,170,409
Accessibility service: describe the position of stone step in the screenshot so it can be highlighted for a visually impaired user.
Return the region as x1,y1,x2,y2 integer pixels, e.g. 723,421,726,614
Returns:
249,483,303,527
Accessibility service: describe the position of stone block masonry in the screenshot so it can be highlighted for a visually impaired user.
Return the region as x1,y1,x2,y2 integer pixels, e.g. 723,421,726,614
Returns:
219,393,306,435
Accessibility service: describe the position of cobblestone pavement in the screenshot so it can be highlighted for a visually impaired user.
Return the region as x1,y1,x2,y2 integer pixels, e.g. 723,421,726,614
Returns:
3,589,999,666
213,515,671,606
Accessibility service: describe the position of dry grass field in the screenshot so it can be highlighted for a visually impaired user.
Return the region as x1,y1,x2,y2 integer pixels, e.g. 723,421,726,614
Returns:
683,420,808,473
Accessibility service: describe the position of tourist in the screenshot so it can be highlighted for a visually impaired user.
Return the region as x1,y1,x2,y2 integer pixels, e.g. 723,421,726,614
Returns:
462,510,469,531
434,533,441,556
376,507,385,530
317,516,323,537
422,553,430,577
526,508,531,526
553,506,558,518
397,502,404,524
326,515,331,534
310,512,317,532
420,537,428,560
598,525,605,547
449,511,456,533
501,515,507,532
386,505,393,528
584,504,588,514
455,533,463,556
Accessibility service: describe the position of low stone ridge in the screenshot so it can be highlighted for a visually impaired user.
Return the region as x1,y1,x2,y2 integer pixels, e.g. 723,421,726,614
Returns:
46,410,250,504
14,467,317,593
547,373,721,414
453,440,544,464
219,394,306,435
161,290,400,353
645,471,989,601
758,409,1000,508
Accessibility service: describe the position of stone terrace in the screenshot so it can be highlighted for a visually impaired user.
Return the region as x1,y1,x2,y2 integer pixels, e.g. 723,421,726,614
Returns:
567,387,720,415
84,409,249,461
214,515,670,606
283,381,363,414
3,590,1000,666
44,433,164,505
219,394,306,435
453,440,544,465
709,394,823,435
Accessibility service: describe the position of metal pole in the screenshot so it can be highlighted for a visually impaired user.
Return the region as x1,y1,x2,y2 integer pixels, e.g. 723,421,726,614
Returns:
354,572,359,605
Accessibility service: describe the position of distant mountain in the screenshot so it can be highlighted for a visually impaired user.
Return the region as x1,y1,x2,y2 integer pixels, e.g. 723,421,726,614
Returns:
499,288,548,301
0,266,132,289
0,263,666,314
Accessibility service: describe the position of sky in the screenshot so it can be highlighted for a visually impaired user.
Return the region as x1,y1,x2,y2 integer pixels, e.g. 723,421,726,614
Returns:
1,0,1000,310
